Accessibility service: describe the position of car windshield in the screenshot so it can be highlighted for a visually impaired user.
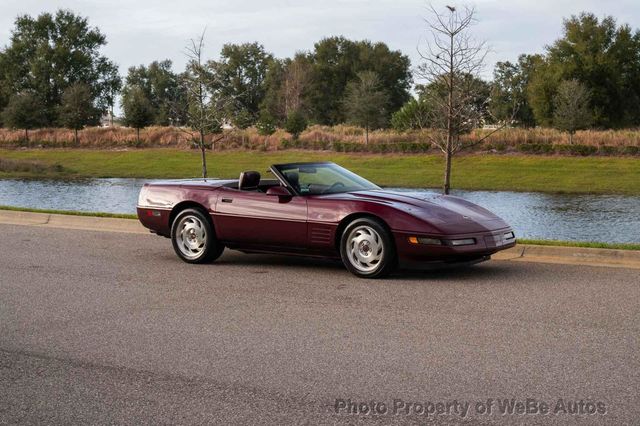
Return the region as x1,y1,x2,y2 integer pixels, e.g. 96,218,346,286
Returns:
274,162,380,195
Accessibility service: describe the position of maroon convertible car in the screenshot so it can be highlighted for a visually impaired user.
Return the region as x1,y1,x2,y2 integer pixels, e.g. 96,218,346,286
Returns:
137,162,516,278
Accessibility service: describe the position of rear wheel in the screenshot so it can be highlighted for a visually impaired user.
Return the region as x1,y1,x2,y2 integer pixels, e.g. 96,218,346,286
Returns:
340,217,396,278
171,208,224,264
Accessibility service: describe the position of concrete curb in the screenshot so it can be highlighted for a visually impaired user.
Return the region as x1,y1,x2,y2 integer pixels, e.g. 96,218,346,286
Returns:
0,209,147,234
493,244,640,269
1,209,639,269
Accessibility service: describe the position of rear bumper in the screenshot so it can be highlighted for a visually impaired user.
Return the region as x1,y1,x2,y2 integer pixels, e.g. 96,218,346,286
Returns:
136,206,171,236
394,228,516,265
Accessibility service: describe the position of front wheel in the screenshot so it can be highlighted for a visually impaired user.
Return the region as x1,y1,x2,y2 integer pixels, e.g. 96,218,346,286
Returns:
171,208,224,264
340,217,396,278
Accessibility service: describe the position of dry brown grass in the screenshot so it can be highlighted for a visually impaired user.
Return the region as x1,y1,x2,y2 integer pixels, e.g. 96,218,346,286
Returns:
0,126,190,148
466,127,640,147
0,125,639,150
0,126,288,150
298,125,640,147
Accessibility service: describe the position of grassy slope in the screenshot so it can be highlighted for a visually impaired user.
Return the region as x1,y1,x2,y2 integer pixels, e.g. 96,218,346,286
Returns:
1,148,640,194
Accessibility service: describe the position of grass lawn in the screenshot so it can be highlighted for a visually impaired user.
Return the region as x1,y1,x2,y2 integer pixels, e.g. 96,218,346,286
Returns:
1,148,639,195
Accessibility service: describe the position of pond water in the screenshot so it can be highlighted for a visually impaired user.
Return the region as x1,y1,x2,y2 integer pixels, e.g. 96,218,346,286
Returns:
1,178,639,243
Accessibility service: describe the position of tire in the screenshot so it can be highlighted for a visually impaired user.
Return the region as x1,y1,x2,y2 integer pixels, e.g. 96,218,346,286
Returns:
339,217,396,278
171,208,224,264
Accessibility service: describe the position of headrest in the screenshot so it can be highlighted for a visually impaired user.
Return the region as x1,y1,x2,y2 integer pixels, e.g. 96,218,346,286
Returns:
239,171,261,190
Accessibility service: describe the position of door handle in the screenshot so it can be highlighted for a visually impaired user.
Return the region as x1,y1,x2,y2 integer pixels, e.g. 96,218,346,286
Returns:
221,198,233,203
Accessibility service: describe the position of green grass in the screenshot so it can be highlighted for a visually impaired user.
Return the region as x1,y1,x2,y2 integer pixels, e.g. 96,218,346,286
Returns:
1,148,640,194
2,205,638,250
0,205,137,219
518,239,640,251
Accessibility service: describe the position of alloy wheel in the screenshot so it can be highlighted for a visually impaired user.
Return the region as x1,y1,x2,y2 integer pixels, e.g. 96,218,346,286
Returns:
175,215,207,259
345,225,384,273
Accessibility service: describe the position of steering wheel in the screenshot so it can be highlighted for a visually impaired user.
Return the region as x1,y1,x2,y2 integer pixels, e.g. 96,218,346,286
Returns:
325,182,345,193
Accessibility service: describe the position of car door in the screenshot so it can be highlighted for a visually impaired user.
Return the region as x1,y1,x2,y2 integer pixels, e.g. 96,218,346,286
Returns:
213,187,308,248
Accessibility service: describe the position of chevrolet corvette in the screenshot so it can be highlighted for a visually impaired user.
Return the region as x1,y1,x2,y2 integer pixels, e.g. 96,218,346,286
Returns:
137,162,516,278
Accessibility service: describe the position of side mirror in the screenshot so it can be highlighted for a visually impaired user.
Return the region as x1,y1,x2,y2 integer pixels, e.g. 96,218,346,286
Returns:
266,186,292,197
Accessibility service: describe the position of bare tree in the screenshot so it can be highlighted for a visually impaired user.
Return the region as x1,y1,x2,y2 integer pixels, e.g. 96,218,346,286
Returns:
180,29,238,178
417,4,513,194
553,79,592,144
283,55,311,116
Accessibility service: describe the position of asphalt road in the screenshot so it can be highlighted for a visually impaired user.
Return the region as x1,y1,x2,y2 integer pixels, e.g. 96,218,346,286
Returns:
0,224,638,425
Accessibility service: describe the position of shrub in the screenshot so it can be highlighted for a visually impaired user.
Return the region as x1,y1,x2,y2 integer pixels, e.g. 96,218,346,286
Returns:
256,113,277,137
284,110,308,140
554,144,598,156
391,98,430,131
487,141,507,152
321,141,331,150
622,145,639,155
345,142,362,152
517,143,554,154
598,145,620,156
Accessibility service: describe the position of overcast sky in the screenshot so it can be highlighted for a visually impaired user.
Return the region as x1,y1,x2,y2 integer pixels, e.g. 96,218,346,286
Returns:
2,0,640,82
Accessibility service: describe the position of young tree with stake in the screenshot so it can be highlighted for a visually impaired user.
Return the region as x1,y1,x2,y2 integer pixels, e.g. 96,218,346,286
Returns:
180,30,240,178
58,83,98,145
417,4,513,194
1,92,47,144
122,86,154,144
343,71,390,145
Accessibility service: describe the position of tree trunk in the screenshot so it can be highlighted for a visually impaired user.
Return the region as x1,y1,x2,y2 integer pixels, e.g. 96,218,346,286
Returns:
24,128,29,144
443,148,452,195
200,130,207,178
569,131,574,145
443,35,455,195
136,128,141,144
74,128,79,146
365,125,369,146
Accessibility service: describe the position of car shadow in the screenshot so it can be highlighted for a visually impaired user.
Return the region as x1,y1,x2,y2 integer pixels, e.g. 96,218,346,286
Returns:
391,261,518,282
211,250,518,282
215,251,344,271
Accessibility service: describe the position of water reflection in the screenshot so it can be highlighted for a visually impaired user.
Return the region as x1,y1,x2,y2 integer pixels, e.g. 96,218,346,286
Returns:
393,188,640,243
0,178,149,216
0,178,638,243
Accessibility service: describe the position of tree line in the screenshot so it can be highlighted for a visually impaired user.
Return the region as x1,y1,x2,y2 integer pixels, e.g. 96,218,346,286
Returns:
1,10,640,146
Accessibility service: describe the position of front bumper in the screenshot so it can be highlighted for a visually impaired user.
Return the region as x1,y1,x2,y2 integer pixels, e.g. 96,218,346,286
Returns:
394,227,517,264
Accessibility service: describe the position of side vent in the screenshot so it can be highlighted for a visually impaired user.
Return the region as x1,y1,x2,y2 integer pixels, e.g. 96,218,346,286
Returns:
309,225,333,246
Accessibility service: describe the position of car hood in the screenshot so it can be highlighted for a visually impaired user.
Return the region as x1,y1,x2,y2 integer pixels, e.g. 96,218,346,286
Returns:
324,189,510,233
